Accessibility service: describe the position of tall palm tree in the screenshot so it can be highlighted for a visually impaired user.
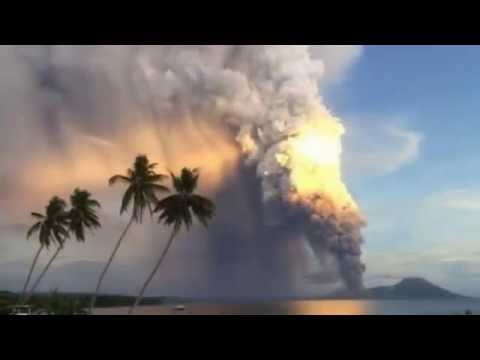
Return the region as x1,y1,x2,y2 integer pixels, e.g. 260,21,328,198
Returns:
128,168,215,314
21,197,69,304
25,189,101,303
90,155,168,313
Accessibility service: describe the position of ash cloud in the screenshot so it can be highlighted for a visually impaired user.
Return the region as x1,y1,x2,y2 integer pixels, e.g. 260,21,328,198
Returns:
0,45,364,296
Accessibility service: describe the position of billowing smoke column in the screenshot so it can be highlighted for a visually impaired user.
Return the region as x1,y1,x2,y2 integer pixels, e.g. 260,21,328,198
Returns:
2,45,366,291
127,45,367,290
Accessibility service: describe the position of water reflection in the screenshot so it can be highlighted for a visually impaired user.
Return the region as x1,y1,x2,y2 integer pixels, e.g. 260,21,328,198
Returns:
94,301,372,315
286,300,371,315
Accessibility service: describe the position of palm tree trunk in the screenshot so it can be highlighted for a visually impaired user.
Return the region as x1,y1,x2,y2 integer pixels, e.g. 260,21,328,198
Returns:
128,229,177,315
89,215,135,314
20,244,44,304
25,246,62,303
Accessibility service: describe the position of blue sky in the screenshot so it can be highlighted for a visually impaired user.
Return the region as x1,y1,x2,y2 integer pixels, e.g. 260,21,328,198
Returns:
325,45,480,295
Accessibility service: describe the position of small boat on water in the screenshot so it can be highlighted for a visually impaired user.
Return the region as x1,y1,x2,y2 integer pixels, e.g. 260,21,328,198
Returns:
8,305,32,315
172,305,186,312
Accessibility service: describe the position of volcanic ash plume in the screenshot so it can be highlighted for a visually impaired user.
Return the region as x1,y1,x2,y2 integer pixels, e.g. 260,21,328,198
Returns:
0,45,366,291
201,46,368,290
242,104,367,290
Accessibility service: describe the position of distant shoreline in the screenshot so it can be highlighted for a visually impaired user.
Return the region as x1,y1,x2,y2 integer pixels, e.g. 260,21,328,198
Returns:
1,277,476,313
93,299,480,315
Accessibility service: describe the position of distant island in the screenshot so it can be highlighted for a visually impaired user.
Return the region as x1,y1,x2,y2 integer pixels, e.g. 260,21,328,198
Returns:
325,278,470,300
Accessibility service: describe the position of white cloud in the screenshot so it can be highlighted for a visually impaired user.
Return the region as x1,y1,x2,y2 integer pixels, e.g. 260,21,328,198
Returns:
428,189,480,211
309,45,363,85
383,126,423,172
343,122,424,177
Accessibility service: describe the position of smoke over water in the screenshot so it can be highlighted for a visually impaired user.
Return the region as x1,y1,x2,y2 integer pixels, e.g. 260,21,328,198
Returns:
0,45,365,293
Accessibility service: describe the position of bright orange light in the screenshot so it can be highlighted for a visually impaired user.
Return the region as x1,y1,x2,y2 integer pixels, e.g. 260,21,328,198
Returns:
290,130,341,167
276,112,358,212
9,115,240,222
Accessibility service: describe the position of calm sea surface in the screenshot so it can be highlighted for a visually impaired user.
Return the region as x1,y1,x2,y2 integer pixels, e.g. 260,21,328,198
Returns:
94,299,480,315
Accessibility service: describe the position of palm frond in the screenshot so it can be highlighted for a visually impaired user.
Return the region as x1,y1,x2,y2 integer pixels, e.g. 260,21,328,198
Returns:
180,168,199,194
39,225,50,248
87,199,101,208
110,155,168,223
73,224,85,242
68,188,102,242
170,172,184,193
190,195,215,227
31,212,45,220
154,194,176,213
120,186,135,215
182,206,193,230
46,197,67,218
54,224,70,239
27,222,42,239
53,228,64,245
147,201,154,218
84,213,101,228
144,188,159,208
28,196,69,248
109,175,131,186
155,168,215,232
132,190,146,223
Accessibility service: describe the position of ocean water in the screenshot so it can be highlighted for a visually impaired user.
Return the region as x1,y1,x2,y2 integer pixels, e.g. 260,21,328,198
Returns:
94,299,480,315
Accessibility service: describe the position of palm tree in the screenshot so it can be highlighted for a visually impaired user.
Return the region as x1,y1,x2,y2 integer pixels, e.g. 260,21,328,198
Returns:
21,197,69,304
25,189,101,303
89,155,169,313
128,168,215,314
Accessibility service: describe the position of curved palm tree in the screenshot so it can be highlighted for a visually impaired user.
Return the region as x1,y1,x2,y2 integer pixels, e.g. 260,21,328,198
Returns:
25,189,101,303
21,197,69,304
90,154,168,313
129,168,215,314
